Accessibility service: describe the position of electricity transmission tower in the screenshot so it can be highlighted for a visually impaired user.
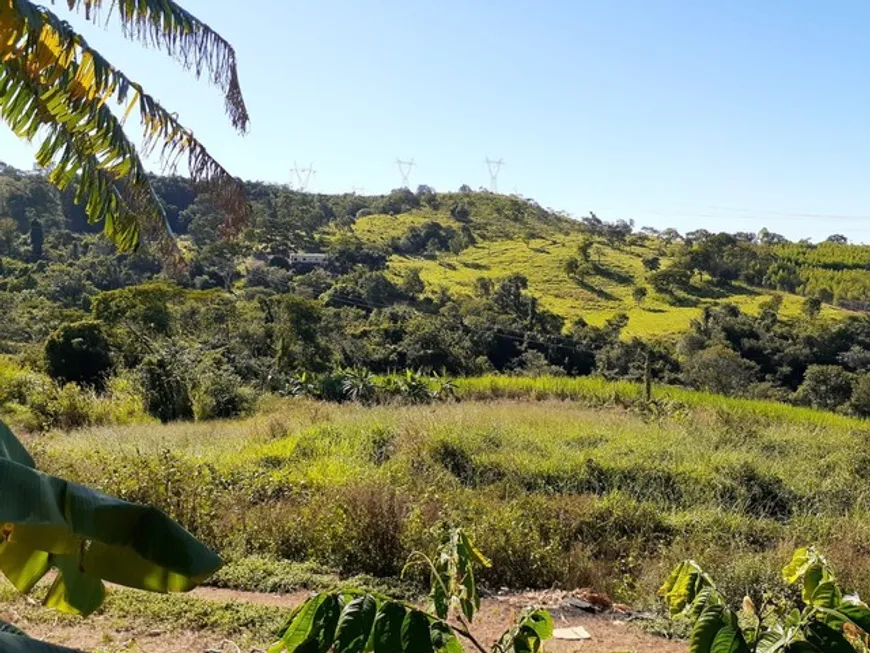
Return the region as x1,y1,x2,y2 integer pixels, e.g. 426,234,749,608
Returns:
485,157,505,192
290,162,316,192
395,158,415,188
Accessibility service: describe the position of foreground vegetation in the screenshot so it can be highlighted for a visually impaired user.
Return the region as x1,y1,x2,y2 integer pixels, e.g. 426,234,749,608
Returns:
663,548,870,652
26,392,870,617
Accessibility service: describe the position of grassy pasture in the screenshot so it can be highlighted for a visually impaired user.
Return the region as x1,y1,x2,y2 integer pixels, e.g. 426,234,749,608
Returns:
352,211,845,337
29,376,870,610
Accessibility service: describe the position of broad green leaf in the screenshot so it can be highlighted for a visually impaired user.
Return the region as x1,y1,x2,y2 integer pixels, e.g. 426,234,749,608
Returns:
834,598,870,634
514,626,544,653
784,548,812,585
661,560,712,616
429,567,449,620
691,604,727,653
401,611,434,653
334,595,377,653
458,531,491,568
428,528,488,622
270,602,309,652
756,626,790,653
0,440,222,615
802,564,824,603
521,610,554,640
784,547,832,591
691,586,722,620
711,625,750,653
0,421,34,467
810,581,841,610
0,0,251,252
43,555,105,616
82,540,208,593
373,602,406,653
8,525,78,556
459,571,478,622
488,609,553,653
660,560,688,598
309,594,341,653
0,539,51,594
429,621,462,653
278,595,329,651
804,622,858,653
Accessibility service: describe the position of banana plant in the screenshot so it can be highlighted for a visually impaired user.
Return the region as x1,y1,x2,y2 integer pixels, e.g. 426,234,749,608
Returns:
661,547,870,652
341,368,377,404
0,419,223,620
397,369,435,404
431,372,458,402
270,528,552,653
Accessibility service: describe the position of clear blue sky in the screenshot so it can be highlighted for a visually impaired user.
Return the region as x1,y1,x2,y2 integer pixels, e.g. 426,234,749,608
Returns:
4,0,870,241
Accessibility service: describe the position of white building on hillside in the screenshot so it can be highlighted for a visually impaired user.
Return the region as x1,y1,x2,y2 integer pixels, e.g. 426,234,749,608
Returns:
287,253,328,266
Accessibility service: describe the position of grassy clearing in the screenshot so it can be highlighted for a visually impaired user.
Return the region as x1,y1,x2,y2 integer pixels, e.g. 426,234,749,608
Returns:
352,212,844,337
30,379,870,611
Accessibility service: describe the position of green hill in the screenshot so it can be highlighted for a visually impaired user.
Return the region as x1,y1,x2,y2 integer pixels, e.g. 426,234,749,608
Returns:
346,203,846,337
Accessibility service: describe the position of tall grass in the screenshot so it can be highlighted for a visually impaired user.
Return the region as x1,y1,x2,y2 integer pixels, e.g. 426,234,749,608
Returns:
33,392,870,607
456,374,865,429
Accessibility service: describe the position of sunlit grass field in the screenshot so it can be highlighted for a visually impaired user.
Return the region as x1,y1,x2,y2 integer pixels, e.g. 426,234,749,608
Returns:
32,376,870,609
352,211,845,337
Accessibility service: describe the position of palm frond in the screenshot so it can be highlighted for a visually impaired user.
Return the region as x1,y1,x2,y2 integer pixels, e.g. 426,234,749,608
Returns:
53,0,249,132
0,56,173,256
4,0,250,245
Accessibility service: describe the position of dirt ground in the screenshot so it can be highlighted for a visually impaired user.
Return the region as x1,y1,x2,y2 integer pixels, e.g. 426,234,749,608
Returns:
4,586,688,652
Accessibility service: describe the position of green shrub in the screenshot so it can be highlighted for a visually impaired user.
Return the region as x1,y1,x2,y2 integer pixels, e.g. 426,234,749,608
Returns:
0,356,46,406
681,345,759,397
849,373,870,417
431,440,477,487
19,375,149,432
795,364,855,410
367,426,396,465
44,319,113,390
192,362,256,420
661,548,870,653
716,462,795,521
139,350,194,422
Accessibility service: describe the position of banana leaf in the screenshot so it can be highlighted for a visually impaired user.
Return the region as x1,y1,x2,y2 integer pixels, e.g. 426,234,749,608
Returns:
0,420,222,616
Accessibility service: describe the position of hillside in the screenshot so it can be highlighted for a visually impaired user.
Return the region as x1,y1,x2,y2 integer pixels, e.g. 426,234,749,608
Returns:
348,209,844,337
0,163,860,338
5,163,870,426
